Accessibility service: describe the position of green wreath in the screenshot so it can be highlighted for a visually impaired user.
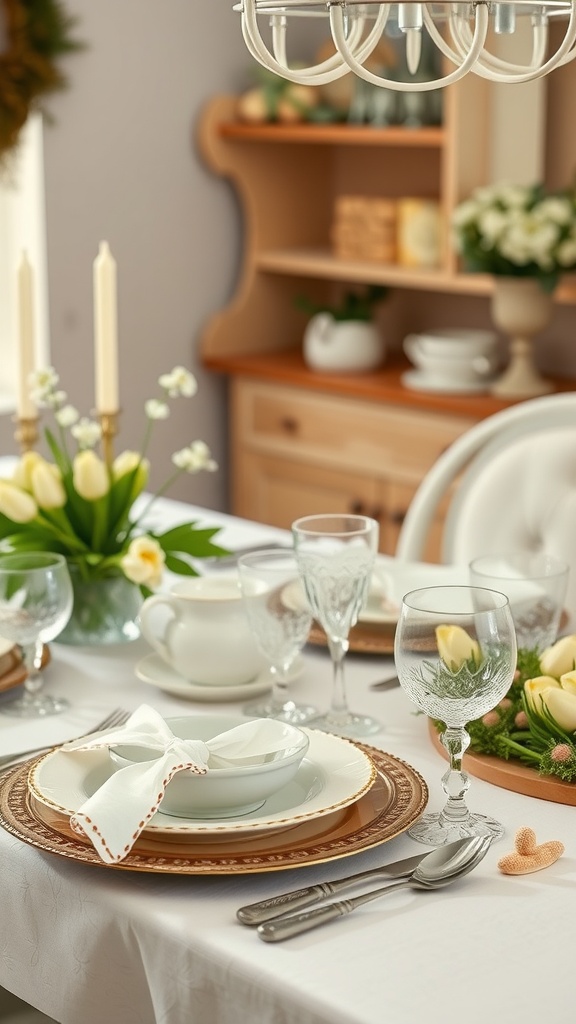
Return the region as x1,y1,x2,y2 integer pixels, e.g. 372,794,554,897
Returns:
0,0,82,159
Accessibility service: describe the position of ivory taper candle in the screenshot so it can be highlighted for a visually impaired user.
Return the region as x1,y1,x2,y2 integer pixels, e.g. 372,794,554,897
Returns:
94,241,119,414
17,251,37,419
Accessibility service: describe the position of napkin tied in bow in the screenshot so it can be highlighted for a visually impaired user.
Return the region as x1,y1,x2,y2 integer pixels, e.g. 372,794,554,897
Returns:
60,704,297,863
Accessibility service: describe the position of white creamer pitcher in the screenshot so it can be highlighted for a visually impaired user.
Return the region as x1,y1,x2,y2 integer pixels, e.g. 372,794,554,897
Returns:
303,313,385,373
139,576,265,685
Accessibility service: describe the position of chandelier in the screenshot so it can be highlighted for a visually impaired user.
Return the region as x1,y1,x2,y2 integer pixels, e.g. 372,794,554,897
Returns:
234,2,576,92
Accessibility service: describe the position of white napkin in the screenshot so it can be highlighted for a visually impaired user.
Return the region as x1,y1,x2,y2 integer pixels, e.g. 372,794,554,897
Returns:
60,704,299,864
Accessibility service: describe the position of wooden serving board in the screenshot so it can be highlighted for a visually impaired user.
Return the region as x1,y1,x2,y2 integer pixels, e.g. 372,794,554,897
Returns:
428,720,576,807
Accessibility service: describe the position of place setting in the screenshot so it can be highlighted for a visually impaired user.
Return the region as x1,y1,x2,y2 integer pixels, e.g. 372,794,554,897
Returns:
0,702,429,875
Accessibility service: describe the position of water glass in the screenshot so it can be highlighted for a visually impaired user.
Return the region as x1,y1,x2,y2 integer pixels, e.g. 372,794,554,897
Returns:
237,549,317,724
469,552,568,651
0,552,73,717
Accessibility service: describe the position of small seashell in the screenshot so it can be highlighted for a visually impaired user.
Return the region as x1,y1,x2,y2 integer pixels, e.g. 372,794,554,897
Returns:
497,826,564,875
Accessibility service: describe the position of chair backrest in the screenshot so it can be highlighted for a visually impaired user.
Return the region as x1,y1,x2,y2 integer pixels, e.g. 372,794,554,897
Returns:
396,392,576,618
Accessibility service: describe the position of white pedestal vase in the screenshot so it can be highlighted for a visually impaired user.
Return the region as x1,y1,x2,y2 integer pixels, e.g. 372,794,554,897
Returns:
490,277,554,398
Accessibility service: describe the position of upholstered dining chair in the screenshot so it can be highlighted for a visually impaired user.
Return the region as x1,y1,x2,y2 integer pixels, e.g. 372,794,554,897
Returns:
395,392,576,622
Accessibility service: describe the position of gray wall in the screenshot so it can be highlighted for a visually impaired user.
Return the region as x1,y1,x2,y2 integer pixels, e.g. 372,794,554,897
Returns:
1,0,251,511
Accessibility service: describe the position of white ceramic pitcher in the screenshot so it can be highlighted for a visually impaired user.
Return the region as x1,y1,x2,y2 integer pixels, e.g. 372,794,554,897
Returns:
303,313,385,372
139,576,265,685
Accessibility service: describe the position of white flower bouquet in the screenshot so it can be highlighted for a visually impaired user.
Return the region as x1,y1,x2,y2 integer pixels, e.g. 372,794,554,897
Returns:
452,181,576,292
0,366,227,594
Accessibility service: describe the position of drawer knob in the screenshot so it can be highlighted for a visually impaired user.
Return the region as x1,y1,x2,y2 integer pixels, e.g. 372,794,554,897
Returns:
280,416,299,434
389,509,407,526
350,500,366,515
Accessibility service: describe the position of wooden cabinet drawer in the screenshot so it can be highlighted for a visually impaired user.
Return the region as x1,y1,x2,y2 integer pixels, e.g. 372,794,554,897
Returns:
234,379,477,481
235,452,381,537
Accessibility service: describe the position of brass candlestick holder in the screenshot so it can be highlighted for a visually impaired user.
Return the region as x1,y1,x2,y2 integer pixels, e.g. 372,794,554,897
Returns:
13,415,39,453
99,411,120,465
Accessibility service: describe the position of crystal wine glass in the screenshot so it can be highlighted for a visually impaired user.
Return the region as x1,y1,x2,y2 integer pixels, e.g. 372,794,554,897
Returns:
394,585,516,845
237,549,317,724
0,552,73,717
292,513,380,739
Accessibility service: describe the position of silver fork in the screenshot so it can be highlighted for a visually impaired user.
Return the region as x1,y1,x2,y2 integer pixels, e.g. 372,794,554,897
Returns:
0,706,131,769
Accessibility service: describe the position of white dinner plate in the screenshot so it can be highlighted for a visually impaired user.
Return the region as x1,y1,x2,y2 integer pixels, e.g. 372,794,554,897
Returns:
284,562,469,629
358,560,470,624
134,653,303,702
29,727,376,836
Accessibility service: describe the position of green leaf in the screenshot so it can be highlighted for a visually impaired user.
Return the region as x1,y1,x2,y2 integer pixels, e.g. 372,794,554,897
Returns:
154,523,230,560
164,553,200,577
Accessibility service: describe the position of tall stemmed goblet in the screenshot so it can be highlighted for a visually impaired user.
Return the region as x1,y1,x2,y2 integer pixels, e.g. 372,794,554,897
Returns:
395,585,516,845
0,552,73,717
292,514,380,739
237,549,317,724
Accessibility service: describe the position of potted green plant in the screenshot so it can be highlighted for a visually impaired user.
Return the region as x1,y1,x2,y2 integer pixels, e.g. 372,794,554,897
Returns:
297,285,389,373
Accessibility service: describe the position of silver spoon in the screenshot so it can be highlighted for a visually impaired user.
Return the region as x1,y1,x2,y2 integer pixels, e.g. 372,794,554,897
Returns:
257,834,492,943
238,836,475,925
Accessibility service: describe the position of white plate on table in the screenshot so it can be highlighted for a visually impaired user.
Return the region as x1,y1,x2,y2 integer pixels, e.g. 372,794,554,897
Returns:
29,728,376,837
135,653,304,702
359,560,469,624
286,562,469,628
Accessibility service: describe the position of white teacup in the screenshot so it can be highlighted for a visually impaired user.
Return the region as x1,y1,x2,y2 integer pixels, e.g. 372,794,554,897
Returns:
404,329,499,385
139,576,265,686
405,328,498,359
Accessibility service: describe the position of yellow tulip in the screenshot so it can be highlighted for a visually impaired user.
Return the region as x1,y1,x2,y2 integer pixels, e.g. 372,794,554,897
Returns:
524,676,560,713
542,687,576,733
560,670,576,695
30,461,66,510
112,451,149,494
0,481,38,523
12,451,43,492
540,635,576,678
120,536,165,589
436,625,481,670
72,451,109,501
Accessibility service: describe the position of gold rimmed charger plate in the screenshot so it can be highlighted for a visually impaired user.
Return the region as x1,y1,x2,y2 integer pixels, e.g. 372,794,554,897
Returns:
308,620,396,655
0,745,428,875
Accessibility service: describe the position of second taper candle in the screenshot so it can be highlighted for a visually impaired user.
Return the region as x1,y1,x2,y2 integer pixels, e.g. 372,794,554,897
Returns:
94,241,119,414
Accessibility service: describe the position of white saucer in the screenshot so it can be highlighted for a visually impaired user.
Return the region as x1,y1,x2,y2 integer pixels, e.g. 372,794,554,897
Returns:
135,653,304,702
401,370,491,395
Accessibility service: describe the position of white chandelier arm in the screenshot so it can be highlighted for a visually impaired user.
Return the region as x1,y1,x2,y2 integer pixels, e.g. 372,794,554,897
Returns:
241,1,390,86
450,2,576,83
328,2,489,91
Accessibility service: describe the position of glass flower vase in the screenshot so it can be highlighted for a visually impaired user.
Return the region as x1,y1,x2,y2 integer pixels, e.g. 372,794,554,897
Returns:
56,566,142,646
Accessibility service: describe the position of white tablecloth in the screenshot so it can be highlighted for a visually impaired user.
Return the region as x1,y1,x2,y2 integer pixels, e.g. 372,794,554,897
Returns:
0,500,573,1024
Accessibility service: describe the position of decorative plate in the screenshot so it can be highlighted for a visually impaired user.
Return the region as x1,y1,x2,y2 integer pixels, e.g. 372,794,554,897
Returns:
308,619,397,655
0,643,51,695
0,746,428,874
29,728,376,836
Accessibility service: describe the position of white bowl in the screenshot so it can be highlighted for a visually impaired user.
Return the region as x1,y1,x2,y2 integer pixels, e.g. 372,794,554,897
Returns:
108,714,310,819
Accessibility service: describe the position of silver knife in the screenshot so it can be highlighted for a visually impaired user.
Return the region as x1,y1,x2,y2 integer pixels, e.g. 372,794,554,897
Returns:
236,850,428,926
